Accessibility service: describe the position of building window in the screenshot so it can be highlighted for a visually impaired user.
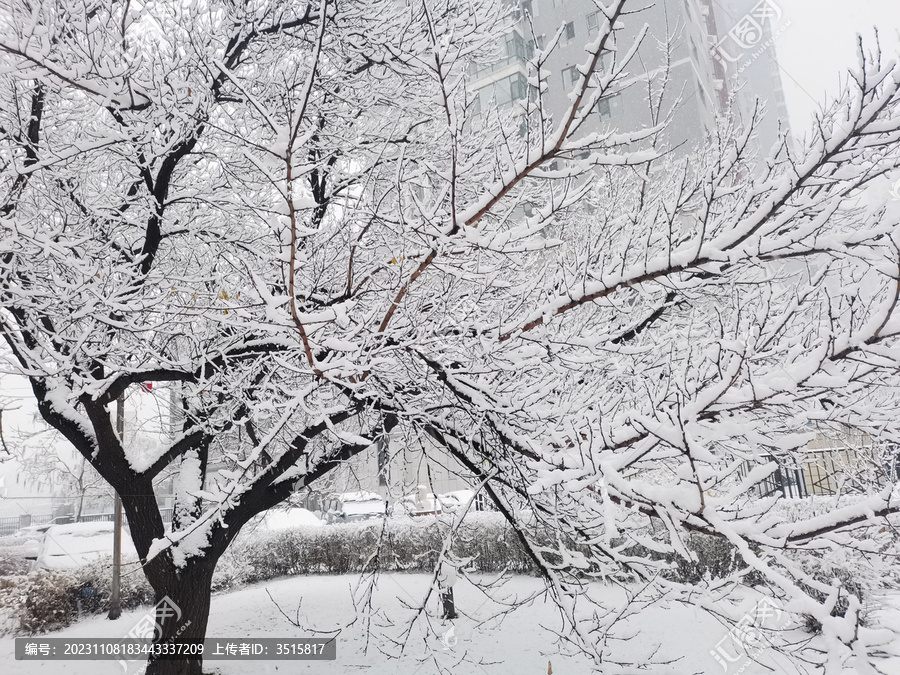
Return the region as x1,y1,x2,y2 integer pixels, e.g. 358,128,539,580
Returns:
492,72,528,108
589,54,614,87
599,51,614,73
510,73,527,101
562,65,580,88
597,92,622,120
471,29,533,79
503,31,529,61
587,11,600,35
562,21,575,45
472,71,529,114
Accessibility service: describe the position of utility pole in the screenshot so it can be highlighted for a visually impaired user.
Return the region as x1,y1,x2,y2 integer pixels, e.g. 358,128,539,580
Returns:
108,393,124,620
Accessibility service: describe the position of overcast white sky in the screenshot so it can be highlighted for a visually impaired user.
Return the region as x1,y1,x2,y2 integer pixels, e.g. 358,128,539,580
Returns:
773,0,900,134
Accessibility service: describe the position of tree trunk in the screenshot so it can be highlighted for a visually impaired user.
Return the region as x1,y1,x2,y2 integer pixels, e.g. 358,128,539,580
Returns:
143,562,215,675
75,458,86,522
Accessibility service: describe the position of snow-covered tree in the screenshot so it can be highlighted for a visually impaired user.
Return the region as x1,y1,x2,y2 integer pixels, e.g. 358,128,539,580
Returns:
0,379,16,462
3,0,900,673
11,419,112,520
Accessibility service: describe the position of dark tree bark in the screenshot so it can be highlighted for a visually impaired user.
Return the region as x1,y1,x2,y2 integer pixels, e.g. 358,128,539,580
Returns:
144,562,216,675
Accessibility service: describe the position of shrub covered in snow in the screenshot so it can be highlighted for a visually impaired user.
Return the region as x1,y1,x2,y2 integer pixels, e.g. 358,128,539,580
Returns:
0,556,154,635
73,558,155,613
0,512,537,633
227,512,537,581
0,545,30,577
2,509,892,637
799,564,868,634
0,571,77,634
673,533,766,586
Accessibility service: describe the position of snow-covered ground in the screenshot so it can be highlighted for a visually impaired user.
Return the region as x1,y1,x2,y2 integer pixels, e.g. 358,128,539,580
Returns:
3,574,900,674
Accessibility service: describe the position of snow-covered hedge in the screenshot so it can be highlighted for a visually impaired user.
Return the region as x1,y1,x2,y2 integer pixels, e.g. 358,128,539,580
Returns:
0,513,763,634
667,533,760,585
0,510,883,635
0,560,155,635
0,513,535,634
0,572,76,634
0,548,30,577
227,511,536,581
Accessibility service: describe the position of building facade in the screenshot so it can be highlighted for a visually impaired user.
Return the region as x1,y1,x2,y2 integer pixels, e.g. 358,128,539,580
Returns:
469,0,791,158
330,0,798,507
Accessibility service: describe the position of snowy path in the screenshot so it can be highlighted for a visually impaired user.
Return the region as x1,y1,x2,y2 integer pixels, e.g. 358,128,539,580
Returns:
2,574,899,674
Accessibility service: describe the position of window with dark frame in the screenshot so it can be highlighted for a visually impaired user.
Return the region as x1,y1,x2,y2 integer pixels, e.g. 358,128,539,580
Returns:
486,72,529,109
597,92,622,119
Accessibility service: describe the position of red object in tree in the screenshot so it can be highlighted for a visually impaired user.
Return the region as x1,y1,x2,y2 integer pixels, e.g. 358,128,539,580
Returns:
139,382,153,392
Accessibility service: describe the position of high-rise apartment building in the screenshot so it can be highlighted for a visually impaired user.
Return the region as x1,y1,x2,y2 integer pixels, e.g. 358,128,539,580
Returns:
323,1,795,506
468,0,791,158
708,0,791,153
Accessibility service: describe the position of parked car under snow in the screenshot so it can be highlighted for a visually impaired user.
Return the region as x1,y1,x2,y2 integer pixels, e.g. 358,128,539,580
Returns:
257,507,324,530
323,491,386,523
34,522,137,571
